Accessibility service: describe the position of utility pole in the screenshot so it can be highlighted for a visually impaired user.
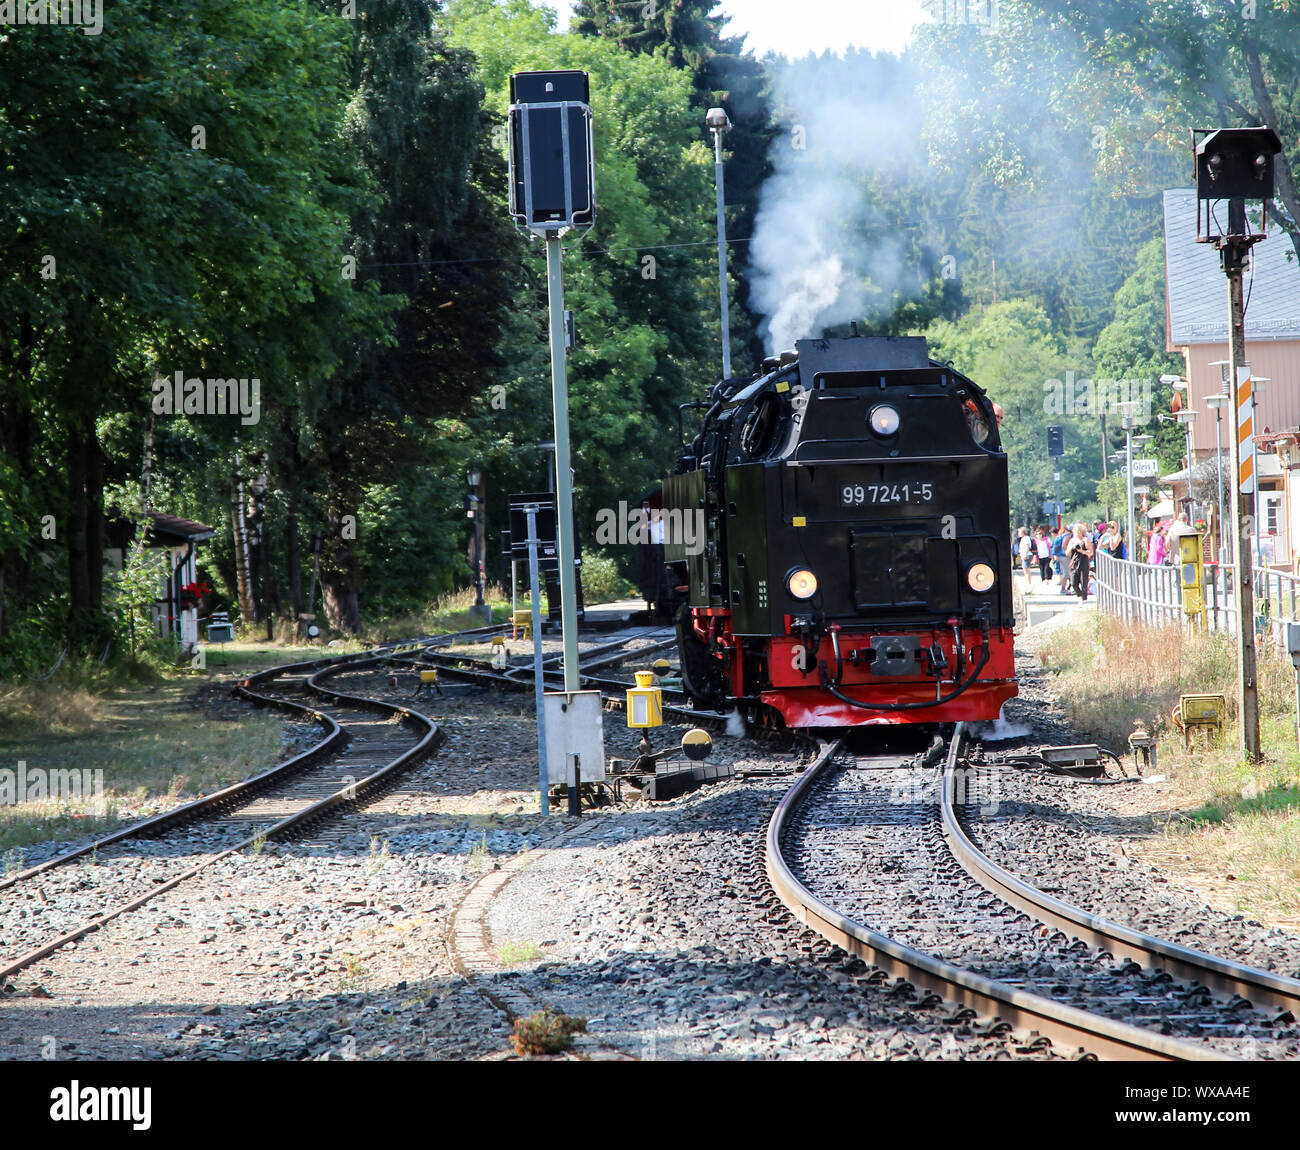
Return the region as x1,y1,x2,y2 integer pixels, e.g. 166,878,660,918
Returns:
1193,126,1281,763
1227,262,1260,760
706,107,732,379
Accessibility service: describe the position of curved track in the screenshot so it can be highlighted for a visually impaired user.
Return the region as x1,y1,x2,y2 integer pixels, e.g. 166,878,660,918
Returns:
0,633,498,983
765,726,1300,1060
939,749,1300,1026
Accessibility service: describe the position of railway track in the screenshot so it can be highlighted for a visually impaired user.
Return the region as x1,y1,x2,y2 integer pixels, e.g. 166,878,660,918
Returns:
0,622,698,985
767,725,1300,1061
0,634,490,984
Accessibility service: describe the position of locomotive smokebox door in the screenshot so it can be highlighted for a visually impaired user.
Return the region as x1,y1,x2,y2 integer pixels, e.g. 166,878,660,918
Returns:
508,70,596,234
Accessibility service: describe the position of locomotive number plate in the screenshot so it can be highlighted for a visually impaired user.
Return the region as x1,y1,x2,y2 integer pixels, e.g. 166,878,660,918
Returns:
840,482,934,506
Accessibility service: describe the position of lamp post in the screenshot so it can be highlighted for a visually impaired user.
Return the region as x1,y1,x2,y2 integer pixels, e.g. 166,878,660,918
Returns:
1204,393,1229,566
1118,399,1139,546
467,467,489,621
537,439,556,493
1176,409,1199,515
706,106,732,380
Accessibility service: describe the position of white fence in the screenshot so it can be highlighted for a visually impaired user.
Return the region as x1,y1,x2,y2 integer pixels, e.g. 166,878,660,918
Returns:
1095,550,1300,635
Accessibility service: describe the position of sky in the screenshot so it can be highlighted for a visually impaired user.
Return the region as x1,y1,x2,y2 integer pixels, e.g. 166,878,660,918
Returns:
547,0,932,58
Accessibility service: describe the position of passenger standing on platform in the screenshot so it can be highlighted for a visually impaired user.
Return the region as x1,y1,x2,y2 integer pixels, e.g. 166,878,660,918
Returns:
1035,527,1052,582
1066,523,1094,602
1017,527,1032,579
1051,526,1069,593
1148,522,1167,567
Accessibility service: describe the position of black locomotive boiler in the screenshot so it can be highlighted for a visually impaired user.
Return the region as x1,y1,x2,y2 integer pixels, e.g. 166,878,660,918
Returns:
661,335,1016,728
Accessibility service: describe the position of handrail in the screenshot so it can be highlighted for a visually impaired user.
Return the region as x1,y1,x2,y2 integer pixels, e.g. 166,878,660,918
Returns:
1095,548,1300,633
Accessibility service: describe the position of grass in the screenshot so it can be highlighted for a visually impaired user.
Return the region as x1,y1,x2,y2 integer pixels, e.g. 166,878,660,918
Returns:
467,832,490,873
0,678,285,853
497,940,545,966
361,585,513,645
337,953,367,992
1038,613,1300,924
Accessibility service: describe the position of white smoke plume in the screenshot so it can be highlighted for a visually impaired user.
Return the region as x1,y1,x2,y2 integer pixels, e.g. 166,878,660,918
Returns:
749,50,925,352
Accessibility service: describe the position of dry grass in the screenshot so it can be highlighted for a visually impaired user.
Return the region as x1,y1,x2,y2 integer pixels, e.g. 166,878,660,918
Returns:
0,679,284,854
510,1009,586,1056
1039,614,1300,923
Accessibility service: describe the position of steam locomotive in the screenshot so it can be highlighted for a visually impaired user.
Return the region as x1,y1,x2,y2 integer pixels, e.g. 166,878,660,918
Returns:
660,335,1016,728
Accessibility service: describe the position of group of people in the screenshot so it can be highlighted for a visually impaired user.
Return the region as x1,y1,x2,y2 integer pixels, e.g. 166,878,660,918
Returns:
1015,513,1202,602
1015,521,1127,602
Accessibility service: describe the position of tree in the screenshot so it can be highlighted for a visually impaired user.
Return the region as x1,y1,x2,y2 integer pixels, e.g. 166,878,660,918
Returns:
0,1,377,652
925,300,1076,525
306,0,516,631
1025,0,1300,255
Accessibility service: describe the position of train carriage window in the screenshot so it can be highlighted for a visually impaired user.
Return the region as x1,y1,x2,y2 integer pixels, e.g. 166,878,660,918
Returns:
963,399,992,445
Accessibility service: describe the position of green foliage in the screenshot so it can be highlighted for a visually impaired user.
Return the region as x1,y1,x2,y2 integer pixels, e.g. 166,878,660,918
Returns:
105,538,171,659
580,552,634,604
7,0,1297,662
924,300,1074,525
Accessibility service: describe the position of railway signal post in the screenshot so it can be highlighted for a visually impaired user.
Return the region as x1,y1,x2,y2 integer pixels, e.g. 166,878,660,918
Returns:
508,69,596,696
508,72,602,817
1192,126,1282,762
523,503,550,815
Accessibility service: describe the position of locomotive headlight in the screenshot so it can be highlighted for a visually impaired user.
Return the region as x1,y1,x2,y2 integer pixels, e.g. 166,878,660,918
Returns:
966,562,996,593
786,568,819,599
868,404,900,437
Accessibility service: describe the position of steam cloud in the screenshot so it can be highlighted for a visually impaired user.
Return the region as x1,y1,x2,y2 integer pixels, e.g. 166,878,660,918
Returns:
749,50,924,352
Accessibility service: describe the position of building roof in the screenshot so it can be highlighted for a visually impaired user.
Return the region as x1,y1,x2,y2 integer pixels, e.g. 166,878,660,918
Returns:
1163,188,1300,345
146,512,215,544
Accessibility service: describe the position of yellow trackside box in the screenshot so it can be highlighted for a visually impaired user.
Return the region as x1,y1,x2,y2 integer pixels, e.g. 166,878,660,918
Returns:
1179,532,1205,620
626,670,663,728
512,609,532,640
420,670,438,683
1176,692,1225,748
1180,693,1223,724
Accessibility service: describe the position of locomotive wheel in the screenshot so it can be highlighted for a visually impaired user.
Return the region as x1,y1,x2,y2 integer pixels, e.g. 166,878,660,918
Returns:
674,606,729,711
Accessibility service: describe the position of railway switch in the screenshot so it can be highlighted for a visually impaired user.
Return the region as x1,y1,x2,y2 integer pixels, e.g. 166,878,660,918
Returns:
1127,721,1156,776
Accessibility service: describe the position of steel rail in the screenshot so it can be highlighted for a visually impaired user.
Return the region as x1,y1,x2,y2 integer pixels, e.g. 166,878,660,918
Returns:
0,646,451,981
0,631,482,892
941,757,1300,1020
765,730,1227,1061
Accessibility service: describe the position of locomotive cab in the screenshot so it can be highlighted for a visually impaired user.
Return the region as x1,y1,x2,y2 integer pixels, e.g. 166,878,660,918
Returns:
664,335,1017,728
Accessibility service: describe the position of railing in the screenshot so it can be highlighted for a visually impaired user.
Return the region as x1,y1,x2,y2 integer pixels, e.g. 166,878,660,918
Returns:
1095,549,1300,636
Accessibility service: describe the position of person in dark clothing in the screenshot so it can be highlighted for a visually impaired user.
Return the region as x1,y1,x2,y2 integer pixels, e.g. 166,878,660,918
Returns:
1065,524,1094,602
1050,526,1069,593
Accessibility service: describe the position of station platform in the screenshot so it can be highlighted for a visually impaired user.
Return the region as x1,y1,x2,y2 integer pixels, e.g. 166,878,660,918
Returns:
579,597,654,629
1014,570,1094,630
